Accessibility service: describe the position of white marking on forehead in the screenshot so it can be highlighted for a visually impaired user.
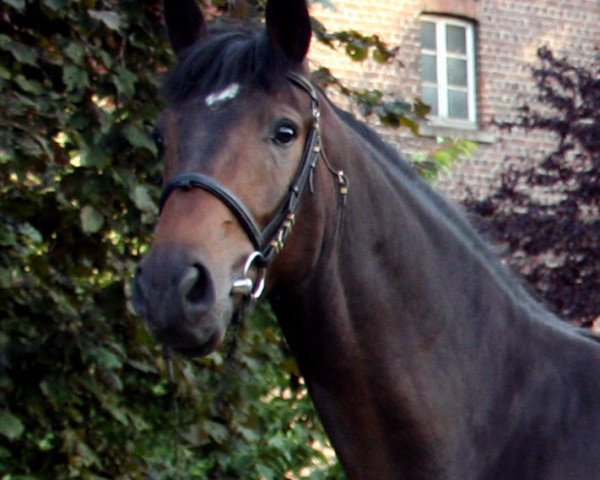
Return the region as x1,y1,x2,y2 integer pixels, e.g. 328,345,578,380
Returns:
205,83,241,107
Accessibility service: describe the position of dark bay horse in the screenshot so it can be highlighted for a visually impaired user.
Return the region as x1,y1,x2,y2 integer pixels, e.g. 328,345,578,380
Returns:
132,0,600,478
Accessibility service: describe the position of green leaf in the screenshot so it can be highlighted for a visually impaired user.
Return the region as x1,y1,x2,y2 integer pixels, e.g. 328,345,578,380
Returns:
19,223,43,244
84,347,123,370
97,50,114,70
372,46,393,64
383,99,412,116
399,116,420,135
123,124,156,154
36,432,56,451
0,147,14,163
0,36,38,66
64,42,85,65
63,64,89,93
256,464,275,479
346,42,368,62
3,0,25,11
0,230,17,247
106,403,129,425
80,205,104,234
131,185,157,214
0,64,11,80
14,75,44,95
379,114,400,128
40,378,72,405
75,439,101,468
43,0,69,11
80,146,110,168
151,380,169,397
203,420,229,444
0,411,25,440
126,359,157,374
0,34,10,50
414,98,432,118
114,66,137,98
88,10,123,31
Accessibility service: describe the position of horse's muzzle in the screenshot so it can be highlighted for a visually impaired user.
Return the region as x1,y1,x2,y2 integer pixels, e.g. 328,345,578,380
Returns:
132,248,231,356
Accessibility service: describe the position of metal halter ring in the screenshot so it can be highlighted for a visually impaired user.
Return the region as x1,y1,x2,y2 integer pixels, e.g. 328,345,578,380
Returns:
230,251,266,301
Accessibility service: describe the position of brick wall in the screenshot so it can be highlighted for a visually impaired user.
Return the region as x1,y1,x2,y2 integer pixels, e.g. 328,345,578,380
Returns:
309,0,600,199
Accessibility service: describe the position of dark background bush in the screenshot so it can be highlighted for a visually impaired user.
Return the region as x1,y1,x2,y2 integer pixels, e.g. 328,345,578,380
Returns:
465,47,600,327
0,1,339,478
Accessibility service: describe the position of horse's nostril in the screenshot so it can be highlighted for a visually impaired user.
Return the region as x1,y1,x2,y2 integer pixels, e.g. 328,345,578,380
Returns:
181,263,214,309
186,264,208,303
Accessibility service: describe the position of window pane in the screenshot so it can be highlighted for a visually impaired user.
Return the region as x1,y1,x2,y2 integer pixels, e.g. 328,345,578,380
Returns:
448,89,468,119
446,25,466,54
421,54,437,83
421,21,436,50
422,86,439,116
447,58,467,86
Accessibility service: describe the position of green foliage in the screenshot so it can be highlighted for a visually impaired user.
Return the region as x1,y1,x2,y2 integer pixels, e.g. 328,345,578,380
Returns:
0,1,340,478
0,0,171,477
313,23,396,64
412,137,477,183
466,48,600,326
310,17,430,134
145,304,340,480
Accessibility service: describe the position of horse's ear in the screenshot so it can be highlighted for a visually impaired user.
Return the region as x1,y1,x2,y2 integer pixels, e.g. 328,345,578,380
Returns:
164,0,206,56
265,0,312,64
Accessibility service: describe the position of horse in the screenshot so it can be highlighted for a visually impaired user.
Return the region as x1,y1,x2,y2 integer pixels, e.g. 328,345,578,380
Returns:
132,0,600,478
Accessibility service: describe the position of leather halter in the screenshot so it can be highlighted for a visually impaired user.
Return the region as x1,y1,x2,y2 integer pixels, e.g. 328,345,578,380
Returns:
159,72,347,300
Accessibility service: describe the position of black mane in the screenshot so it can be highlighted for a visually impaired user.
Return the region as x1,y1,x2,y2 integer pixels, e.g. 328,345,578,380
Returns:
162,22,297,104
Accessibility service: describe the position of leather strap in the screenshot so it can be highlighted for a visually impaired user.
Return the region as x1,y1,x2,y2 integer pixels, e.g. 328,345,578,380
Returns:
159,173,263,251
159,73,322,267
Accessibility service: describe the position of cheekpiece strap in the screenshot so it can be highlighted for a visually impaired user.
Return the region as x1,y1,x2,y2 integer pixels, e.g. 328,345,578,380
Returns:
159,72,323,269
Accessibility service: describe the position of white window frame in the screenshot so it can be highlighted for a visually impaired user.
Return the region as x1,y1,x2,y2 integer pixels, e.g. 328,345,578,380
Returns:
420,15,477,129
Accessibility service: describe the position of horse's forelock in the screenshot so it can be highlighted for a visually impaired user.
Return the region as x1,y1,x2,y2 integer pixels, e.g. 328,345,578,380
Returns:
161,24,294,104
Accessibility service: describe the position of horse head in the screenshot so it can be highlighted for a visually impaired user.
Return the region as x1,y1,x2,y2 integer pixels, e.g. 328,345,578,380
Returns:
133,0,340,356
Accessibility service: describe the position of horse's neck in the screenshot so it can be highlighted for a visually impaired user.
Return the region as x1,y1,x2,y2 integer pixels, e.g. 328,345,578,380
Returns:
272,109,600,479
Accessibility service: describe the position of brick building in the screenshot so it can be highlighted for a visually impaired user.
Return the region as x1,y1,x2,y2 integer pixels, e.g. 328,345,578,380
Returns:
309,0,600,198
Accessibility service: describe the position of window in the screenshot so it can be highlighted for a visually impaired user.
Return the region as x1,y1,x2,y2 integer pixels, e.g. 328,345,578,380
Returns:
420,15,477,127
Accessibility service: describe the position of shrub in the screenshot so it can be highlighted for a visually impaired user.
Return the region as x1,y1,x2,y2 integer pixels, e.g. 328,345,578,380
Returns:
466,47,600,326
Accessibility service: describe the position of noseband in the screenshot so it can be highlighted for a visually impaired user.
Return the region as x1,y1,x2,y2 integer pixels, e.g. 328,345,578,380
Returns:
159,72,348,303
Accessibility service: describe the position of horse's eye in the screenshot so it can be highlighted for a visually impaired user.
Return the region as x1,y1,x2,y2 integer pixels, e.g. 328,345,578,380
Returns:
272,121,298,146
